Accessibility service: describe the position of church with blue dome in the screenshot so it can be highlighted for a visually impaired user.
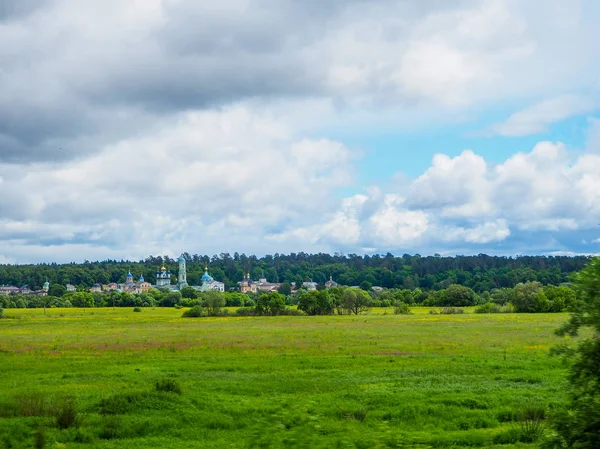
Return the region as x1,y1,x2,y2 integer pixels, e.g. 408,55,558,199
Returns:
152,254,224,292
198,267,225,292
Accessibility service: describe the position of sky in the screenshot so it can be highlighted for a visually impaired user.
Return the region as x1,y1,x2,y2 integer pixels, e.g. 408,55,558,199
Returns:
1,0,600,263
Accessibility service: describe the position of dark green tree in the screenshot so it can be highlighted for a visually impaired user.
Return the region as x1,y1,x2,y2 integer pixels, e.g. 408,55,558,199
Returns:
298,290,333,315
511,282,548,313
439,284,476,307
201,291,225,316
546,258,600,448
544,285,578,312
278,282,292,296
48,284,66,297
341,289,372,315
256,292,286,316
70,292,94,313
360,280,373,291
161,291,182,307
180,286,198,299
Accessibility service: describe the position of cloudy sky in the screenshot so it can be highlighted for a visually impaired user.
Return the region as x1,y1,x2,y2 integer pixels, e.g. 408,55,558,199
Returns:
1,0,600,263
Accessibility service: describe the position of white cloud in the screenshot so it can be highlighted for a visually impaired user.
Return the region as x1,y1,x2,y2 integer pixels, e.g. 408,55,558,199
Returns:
366,195,429,245
1,1,600,261
409,150,491,218
270,140,600,254
0,104,355,261
441,220,510,244
489,95,597,137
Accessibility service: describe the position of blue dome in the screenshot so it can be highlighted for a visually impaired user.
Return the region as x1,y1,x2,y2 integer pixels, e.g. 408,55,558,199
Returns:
127,272,132,277
139,275,144,282
178,255,185,262
201,271,214,282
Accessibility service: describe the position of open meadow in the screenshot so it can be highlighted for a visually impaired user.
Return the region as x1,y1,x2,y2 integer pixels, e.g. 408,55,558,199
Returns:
0,308,571,448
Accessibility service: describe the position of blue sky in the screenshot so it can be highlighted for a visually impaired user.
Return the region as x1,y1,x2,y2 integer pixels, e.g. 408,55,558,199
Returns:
0,0,600,263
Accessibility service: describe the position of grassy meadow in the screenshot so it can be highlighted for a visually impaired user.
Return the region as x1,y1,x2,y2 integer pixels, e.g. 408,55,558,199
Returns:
0,307,572,448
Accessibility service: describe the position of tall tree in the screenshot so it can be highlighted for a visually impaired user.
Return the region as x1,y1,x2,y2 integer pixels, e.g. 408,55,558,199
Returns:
547,258,600,448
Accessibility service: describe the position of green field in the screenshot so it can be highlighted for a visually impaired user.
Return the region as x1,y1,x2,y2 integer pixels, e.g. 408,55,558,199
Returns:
0,308,571,448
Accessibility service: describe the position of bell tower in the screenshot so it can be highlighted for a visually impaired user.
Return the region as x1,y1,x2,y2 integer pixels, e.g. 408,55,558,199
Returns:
178,254,188,288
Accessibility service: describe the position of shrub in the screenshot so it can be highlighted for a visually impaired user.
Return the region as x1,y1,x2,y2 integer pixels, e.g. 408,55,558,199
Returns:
133,307,142,312
99,415,122,440
51,396,78,429
155,378,182,395
182,305,203,318
394,302,411,315
174,304,182,309
439,284,477,307
99,393,134,415
34,427,45,449
0,308,3,318
475,302,502,314
235,306,256,316
280,307,305,316
180,298,201,308
493,428,521,445
517,405,545,442
13,391,47,417
497,408,518,423
440,307,465,315
429,309,438,315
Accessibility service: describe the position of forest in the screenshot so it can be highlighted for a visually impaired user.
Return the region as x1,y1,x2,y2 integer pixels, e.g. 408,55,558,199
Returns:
0,252,589,292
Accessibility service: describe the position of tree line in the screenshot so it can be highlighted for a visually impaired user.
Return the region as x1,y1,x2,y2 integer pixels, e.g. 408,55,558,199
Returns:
0,253,589,292
0,280,580,316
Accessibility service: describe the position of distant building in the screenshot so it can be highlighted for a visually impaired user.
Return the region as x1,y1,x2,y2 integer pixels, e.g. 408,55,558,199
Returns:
177,255,188,289
87,252,225,295
325,276,338,289
155,266,172,287
0,285,20,295
105,282,119,291
198,267,225,292
90,283,102,293
66,284,76,292
302,281,317,291
139,280,152,293
240,273,257,293
238,273,281,293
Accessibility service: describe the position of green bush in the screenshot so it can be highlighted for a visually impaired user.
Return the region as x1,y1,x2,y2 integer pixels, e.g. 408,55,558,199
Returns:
440,307,465,315
517,405,545,442
34,427,45,449
475,302,502,314
182,305,203,318
394,302,411,315
235,306,256,316
0,307,3,318
51,396,78,429
155,379,182,395
180,298,201,308
13,391,47,417
133,307,142,312
99,415,122,439
274,307,303,316
99,393,136,415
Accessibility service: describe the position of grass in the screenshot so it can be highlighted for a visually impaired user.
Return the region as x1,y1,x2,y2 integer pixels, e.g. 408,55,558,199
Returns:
0,307,571,448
